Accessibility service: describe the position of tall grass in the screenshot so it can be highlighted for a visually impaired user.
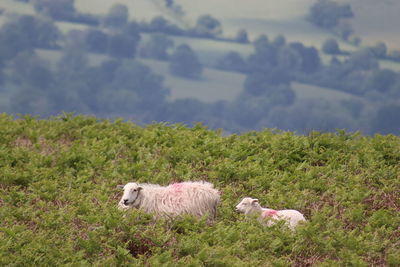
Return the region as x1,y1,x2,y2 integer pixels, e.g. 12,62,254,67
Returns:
1,114,399,266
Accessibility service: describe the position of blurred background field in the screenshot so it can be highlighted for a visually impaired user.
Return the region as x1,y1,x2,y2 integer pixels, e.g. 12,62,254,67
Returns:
1,0,400,134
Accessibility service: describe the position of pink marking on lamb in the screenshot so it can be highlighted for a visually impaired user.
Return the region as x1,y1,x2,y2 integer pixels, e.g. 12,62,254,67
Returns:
262,209,278,218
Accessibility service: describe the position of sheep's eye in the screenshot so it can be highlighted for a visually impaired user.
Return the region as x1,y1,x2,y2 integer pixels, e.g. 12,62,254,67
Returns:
133,189,137,192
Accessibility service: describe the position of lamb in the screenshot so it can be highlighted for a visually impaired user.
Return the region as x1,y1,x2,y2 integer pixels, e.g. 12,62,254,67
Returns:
117,181,220,221
235,197,306,230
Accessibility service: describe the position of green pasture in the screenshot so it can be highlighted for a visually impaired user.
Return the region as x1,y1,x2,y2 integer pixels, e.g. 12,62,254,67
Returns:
381,60,400,72
74,0,182,26
141,58,359,103
140,58,244,103
175,0,355,51
140,33,254,67
291,82,359,102
34,47,359,104
0,0,34,16
0,115,399,266
55,21,90,35
336,0,400,50
35,49,109,70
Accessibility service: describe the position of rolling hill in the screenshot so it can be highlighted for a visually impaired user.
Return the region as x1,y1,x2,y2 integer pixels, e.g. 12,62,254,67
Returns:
1,115,399,266
34,48,360,104
336,0,400,50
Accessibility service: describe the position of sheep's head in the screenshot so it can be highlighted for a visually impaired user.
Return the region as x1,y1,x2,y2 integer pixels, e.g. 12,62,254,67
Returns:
235,197,262,215
117,183,143,208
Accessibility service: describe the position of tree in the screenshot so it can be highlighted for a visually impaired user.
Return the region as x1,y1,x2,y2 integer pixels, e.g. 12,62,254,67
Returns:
372,104,400,135
216,52,247,73
267,99,355,134
277,46,302,71
99,60,169,113
235,29,249,43
33,0,75,20
104,3,129,28
0,15,59,54
322,38,340,54
253,34,269,53
10,51,53,90
165,0,173,7
124,21,141,40
308,0,354,29
8,51,55,115
139,34,174,60
369,42,387,58
289,42,321,73
146,16,184,35
84,29,108,53
195,15,222,37
107,34,138,58
272,35,286,47
248,35,277,72
243,67,295,110
155,98,207,125
347,49,378,71
363,69,398,93
334,21,353,40
388,50,400,62
169,44,203,79
229,92,271,129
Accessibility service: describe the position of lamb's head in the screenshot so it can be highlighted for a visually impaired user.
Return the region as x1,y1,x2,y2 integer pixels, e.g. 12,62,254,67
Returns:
235,197,262,215
117,183,143,208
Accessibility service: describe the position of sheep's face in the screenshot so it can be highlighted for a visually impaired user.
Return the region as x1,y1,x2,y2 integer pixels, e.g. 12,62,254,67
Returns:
118,183,143,208
235,197,261,214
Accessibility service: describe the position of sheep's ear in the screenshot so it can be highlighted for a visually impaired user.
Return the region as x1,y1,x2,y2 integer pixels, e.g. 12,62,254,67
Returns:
116,184,125,189
137,186,143,191
251,199,259,205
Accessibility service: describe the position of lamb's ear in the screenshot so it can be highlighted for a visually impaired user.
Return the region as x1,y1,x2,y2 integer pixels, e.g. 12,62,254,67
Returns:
137,186,143,191
251,199,259,205
116,184,125,189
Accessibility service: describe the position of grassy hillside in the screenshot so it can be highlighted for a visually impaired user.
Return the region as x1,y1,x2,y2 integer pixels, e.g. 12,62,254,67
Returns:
1,114,399,266
74,0,184,27
336,0,400,50
33,49,360,104
141,58,360,103
140,58,244,103
140,33,255,67
174,0,356,51
0,0,34,16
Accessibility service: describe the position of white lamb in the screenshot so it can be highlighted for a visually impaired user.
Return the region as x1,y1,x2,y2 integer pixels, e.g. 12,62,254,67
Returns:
235,197,306,230
117,181,220,221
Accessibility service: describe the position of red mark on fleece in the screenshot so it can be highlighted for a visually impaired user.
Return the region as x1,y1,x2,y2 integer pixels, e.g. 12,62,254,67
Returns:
170,183,185,194
262,209,278,218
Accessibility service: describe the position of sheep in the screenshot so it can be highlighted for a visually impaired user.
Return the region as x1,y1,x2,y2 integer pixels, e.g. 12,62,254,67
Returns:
235,197,306,230
117,181,220,221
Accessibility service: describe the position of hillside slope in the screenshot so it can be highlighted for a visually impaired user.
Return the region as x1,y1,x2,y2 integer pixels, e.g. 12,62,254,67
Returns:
1,115,399,266
336,0,400,49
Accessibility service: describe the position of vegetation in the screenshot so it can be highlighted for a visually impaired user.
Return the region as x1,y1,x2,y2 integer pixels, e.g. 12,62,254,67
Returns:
322,38,340,55
308,0,353,31
0,114,399,266
169,44,203,79
139,33,174,61
2,0,400,136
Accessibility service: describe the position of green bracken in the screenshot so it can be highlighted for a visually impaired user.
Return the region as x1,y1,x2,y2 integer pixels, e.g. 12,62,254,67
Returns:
0,113,399,266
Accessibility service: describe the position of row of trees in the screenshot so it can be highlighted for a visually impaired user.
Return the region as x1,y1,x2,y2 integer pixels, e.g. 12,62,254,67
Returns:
33,0,99,25
308,0,355,41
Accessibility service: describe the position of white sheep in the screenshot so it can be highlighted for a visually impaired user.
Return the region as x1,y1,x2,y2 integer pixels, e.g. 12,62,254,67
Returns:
235,197,306,230
117,181,220,221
